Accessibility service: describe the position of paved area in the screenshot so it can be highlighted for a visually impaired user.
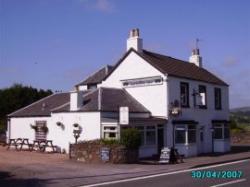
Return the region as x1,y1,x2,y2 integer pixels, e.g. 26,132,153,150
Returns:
0,146,250,187
100,160,250,187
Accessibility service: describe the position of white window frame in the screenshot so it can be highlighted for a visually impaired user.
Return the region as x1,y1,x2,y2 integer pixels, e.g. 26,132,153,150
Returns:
102,124,119,139
213,123,230,140
175,124,197,145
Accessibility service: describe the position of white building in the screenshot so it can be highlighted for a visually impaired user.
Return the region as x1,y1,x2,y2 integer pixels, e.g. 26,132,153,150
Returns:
7,29,230,157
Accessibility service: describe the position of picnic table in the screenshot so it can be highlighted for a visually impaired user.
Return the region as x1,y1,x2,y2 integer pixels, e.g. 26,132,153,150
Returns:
31,139,56,153
7,138,56,153
6,138,26,150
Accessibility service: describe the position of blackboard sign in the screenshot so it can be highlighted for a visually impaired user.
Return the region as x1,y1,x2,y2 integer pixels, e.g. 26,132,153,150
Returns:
100,147,110,162
159,147,170,163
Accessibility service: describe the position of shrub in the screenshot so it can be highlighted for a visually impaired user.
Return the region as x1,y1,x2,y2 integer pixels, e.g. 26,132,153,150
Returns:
101,139,120,146
120,128,141,150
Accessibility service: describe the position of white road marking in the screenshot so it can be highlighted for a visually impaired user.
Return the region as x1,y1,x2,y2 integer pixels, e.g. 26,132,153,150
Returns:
210,179,247,187
79,159,249,187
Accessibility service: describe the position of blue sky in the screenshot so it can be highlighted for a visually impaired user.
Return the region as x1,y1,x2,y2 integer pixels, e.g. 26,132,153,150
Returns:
0,0,249,108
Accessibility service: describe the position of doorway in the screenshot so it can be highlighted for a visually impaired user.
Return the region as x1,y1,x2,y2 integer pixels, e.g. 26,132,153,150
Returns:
157,125,164,154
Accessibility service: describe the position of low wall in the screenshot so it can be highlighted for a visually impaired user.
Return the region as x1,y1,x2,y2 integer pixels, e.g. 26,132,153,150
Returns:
69,142,138,164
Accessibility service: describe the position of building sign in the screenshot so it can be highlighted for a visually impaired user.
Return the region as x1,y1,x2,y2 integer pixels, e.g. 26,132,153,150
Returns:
119,107,129,125
159,147,170,163
100,147,110,162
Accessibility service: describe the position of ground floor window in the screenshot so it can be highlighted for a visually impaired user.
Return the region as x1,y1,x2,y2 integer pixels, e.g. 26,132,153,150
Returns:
102,125,118,139
146,126,156,145
175,124,196,144
213,123,230,140
135,125,157,146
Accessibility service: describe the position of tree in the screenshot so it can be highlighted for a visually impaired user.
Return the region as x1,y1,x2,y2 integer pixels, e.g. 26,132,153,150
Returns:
0,84,53,131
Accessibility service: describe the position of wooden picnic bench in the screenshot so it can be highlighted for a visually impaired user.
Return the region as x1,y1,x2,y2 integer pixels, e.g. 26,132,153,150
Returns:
31,140,56,153
7,138,32,151
7,138,57,153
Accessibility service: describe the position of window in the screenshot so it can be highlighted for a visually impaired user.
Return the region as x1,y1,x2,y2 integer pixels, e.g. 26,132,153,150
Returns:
87,84,97,90
175,125,186,144
180,82,189,107
224,124,230,139
103,126,118,139
188,125,196,143
122,76,163,88
198,85,207,109
213,123,230,139
175,124,196,144
214,88,222,110
136,126,145,145
146,126,156,145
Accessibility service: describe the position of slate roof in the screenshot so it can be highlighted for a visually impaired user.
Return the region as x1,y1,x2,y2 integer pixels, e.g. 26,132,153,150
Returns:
141,50,228,86
75,65,114,86
53,87,149,113
8,93,70,117
103,48,228,86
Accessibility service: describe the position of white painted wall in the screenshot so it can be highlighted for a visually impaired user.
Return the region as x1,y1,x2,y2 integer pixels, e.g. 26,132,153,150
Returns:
50,112,101,152
102,51,168,117
139,146,157,158
78,85,88,91
214,139,231,152
9,117,50,141
166,76,229,155
175,144,197,157
9,112,101,153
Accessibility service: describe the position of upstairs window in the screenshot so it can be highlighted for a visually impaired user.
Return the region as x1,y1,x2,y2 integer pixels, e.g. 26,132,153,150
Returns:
214,88,222,110
180,82,189,107
198,85,207,109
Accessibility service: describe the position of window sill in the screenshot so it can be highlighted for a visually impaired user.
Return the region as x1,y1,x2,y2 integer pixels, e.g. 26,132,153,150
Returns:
199,106,207,109
140,144,157,148
175,143,197,146
215,108,222,110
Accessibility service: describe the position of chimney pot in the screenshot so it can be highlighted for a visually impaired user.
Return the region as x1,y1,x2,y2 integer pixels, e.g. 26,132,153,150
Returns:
127,28,143,52
189,48,202,67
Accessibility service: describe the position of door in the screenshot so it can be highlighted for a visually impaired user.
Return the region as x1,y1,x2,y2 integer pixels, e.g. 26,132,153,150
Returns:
199,127,204,154
157,127,164,155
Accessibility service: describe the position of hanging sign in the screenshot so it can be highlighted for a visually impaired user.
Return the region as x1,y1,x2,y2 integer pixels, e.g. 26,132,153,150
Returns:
119,107,129,125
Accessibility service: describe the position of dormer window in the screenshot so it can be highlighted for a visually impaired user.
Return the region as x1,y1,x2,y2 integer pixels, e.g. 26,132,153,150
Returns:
87,84,97,90
180,82,189,107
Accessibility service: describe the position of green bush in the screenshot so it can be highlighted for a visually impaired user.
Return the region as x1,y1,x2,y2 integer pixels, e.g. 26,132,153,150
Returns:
101,139,120,146
120,128,141,150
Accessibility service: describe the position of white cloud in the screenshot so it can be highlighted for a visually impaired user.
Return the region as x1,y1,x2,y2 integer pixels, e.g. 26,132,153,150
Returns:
79,0,115,13
223,56,239,67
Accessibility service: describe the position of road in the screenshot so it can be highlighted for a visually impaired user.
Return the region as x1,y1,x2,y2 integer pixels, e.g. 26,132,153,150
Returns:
84,159,250,187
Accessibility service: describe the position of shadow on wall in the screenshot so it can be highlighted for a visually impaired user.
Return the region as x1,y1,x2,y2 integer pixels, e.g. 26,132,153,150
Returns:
0,171,48,187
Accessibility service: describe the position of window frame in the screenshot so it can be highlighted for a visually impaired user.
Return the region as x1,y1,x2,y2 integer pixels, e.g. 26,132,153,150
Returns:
198,85,207,109
102,125,118,139
175,124,197,145
214,88,222,110
213,123,230,140
135,125,157,146
180,82,190,108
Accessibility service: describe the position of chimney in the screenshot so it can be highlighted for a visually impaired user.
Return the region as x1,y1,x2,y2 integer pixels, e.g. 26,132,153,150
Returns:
189,48,202,67
126,28,143,52
70,91,84,111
